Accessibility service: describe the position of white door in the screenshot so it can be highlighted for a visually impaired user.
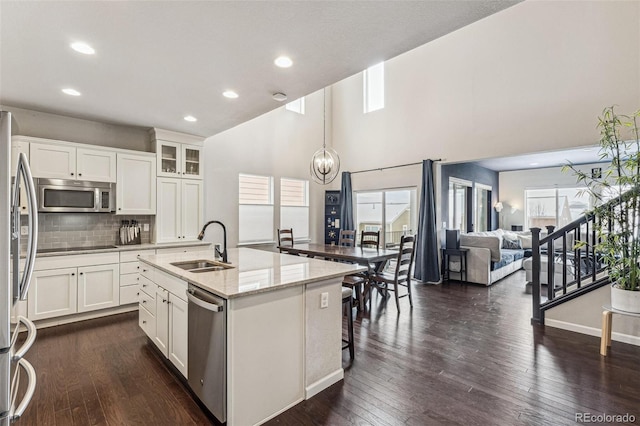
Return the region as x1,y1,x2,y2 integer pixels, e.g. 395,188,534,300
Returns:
77,264,120,313
116,153,156,215
156,141,182,178
76,148,116,182
30,142,76,179
156,178,181,243
154,287,169,357
27,268,78,321
181,144,202,179
181,180,202,240
169,294,188,377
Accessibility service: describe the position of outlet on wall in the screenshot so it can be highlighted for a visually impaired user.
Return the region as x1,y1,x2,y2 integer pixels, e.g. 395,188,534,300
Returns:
143,223,150,232
20,226,28,236
320,292,329,309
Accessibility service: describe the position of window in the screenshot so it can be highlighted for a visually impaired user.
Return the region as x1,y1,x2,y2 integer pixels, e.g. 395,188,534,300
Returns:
363,62,384,113
355,188,417,248
285,97,305,114
525,187,591,230
280,178,309,241
239,173,274,243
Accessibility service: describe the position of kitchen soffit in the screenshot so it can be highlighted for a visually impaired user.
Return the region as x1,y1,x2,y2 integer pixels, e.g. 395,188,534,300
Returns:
0,1,520,138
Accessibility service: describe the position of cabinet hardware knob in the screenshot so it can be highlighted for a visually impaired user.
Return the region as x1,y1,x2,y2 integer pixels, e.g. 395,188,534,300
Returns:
137,266,140,269
79,173,82,176
71,172,74,176
22,206,26,210
182,236,185,238
142,320,146,324
142,284,147,287
136,292,139,296
79,272,83,275
178,236,181,239
162,299,167,303
71,273,75,276
142,300,146,303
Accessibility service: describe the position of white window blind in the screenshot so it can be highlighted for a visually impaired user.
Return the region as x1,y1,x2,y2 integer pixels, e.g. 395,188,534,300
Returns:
285,97,305,114
280,178,309,240
363,62,385,113
239,173,274,243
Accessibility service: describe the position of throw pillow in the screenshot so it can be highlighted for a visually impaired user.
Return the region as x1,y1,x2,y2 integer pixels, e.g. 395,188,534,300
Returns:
502,236,522,250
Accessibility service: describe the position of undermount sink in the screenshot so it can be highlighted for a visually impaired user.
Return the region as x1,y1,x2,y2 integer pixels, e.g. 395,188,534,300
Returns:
171,259,234,273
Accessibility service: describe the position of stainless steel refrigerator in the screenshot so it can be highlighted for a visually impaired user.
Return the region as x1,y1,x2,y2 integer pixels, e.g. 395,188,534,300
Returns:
1,111,38,424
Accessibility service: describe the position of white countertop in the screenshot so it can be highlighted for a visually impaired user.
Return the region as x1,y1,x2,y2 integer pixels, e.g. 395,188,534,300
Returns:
138,247,367,299
28,241,211,258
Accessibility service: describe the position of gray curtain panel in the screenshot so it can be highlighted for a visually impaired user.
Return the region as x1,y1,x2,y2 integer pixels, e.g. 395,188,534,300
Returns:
414,159,441,282
339,171,355,231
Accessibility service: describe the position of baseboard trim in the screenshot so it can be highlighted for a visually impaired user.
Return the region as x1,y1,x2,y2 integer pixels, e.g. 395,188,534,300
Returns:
33,304,138,329
546,319,640,347
305,368,344,399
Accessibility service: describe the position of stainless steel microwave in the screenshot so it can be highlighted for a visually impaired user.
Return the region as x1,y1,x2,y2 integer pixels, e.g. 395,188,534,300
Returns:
36,178,115,213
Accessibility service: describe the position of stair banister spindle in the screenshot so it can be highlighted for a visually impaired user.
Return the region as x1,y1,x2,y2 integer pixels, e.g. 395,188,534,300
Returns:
531,227,542,324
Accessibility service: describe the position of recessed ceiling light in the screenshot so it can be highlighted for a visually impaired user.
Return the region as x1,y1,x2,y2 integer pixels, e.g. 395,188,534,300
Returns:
223,90,238,99
184,115,197,122
71,42,95,55
274,56,293,68
62,88,81,96
529,162,539,166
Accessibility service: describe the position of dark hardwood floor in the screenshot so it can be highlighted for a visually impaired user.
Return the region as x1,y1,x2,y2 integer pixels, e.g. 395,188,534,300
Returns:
17,271,640,425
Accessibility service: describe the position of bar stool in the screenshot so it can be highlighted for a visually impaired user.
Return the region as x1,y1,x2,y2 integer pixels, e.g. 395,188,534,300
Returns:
341,286,355,360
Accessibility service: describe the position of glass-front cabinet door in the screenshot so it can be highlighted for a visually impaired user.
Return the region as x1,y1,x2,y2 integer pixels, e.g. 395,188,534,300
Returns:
182,145,202,179
157,141,182,178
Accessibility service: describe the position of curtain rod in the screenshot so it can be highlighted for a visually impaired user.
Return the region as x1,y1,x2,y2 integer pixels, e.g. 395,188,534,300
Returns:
350,159,442,175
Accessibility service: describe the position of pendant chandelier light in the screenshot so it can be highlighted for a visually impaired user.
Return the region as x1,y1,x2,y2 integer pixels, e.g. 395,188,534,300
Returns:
310,88,340,184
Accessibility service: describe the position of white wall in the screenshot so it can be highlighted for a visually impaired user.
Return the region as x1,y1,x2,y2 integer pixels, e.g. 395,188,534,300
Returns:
203,90,329,248
203,1,639,247
332,1,639,195
498,162,607,230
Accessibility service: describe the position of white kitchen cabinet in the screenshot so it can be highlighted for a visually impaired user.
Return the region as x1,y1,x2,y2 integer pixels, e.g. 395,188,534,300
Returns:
29,142,76,179
10,140,29,215
76,148,116,182
116,152,156,215
28,268,78,321
181,144,202,180
137,264,188,377
168,294,188,376
155,178,202,243
155,140,203,180
29,142,117,182
77,264,120,313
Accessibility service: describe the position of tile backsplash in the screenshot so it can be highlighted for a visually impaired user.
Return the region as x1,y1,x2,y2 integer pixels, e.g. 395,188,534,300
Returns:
21,213,152,251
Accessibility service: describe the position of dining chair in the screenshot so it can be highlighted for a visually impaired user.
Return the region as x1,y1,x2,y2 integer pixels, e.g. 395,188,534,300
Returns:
341,286,355,360
338,229,356,247
370,234,416,313
277,228,294,254
340,229,366,311
360,230,380,249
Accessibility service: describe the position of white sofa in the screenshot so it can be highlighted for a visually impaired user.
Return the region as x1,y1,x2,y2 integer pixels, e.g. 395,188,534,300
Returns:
447,229,525,286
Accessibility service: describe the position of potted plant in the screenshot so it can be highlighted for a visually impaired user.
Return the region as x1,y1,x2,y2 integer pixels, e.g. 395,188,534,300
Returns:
564,106,640,313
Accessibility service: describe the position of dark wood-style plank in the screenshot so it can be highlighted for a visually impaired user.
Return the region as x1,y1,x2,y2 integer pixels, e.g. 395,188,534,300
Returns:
15,270,640,425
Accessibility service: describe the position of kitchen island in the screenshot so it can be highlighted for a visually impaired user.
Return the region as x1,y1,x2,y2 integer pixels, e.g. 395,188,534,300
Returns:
137,247,366,426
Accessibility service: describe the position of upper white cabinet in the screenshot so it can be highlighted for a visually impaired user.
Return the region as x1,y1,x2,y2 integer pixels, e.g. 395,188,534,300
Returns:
116,153,157,215
156,141,202,180
29,142,76,179
76,148,117,182
151,128,204,180
29,142,116,182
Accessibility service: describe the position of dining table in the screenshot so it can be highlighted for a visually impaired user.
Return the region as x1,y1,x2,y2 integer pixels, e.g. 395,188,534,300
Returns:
278,243,400,307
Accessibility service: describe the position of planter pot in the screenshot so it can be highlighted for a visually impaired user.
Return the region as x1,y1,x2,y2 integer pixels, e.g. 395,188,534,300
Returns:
611,283,640,314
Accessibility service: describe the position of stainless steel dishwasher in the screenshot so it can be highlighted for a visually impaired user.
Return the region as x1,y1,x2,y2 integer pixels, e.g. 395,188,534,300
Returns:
186,285,226,423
